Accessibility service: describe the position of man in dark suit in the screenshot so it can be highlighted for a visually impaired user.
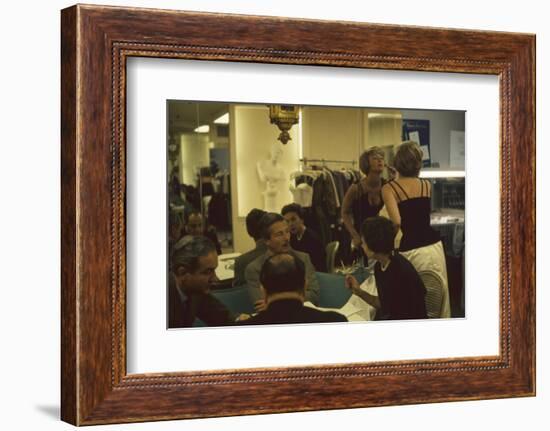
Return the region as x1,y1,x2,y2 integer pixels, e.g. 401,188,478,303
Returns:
168,236,234,328
233,208,267,287
245,213,320,310
282,203,326,272
238,253,347,326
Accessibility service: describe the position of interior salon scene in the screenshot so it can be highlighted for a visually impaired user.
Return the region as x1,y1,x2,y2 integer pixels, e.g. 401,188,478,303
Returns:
167,101,465,329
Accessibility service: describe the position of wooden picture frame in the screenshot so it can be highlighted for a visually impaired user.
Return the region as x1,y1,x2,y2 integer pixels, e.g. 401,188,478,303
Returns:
61,4,535,425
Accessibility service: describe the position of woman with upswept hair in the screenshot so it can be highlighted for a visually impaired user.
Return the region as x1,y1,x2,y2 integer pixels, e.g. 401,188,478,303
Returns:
341,146,386,253
381,141,451,318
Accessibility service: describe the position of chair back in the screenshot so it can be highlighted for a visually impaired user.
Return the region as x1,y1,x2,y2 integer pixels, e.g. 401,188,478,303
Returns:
315,272,352,308
325,241,340,274
418,270,444,318
211,285,255,316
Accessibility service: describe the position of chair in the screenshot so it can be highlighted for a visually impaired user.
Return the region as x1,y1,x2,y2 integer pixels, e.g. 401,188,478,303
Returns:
315,272,352,309
418,269,445,318
325,241,340,274
210,285,255,316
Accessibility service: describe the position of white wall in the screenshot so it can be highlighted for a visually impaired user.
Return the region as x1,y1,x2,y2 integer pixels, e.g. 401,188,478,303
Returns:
230,104,300,251
302,105,362,163
1,1,547,431
179,132,210,185
302,105,460,172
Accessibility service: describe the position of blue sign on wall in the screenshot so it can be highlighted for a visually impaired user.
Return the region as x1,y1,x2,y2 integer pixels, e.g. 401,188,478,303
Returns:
402,119,431,167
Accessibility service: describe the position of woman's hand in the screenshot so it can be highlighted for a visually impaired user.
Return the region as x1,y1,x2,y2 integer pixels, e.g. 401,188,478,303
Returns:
254,299,268,312
345,275,362,296
346,274,381,309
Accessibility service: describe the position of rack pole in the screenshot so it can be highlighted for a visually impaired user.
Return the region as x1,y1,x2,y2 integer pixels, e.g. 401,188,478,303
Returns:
299,158,356,166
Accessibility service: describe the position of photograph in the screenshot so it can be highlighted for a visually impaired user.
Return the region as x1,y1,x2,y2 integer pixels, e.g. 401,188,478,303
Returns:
166,101,466,328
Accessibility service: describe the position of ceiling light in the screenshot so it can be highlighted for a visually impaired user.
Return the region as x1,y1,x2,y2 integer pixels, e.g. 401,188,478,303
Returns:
194,125,210,133
213,113,229,124
368,112,401,119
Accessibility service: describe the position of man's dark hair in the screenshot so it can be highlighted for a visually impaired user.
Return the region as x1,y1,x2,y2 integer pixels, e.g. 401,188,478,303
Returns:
245,208,267,240
171,235,216,273
258,212,286,240
260,253,306,295
281,203,304,220
360,216,396,254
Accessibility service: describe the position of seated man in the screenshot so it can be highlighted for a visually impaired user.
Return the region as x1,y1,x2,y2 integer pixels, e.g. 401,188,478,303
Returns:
168,236,235,328
238,253,347,325
345,216,427,320
245,213,320,310
233,208,267,287
282,203,326,272
183,211,222,255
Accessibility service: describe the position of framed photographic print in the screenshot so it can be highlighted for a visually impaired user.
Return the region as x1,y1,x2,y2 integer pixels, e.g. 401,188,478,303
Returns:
61,4,535,425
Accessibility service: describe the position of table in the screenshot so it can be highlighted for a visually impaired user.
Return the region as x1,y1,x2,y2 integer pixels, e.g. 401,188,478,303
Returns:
215,252,241,281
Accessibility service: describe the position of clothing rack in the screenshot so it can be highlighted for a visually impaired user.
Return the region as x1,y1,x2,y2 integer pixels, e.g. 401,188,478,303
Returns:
300,157,356,167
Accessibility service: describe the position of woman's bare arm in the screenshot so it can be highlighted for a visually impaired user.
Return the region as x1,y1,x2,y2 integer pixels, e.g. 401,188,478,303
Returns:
381,183,402,229
345,275,381,309
341,184,361,246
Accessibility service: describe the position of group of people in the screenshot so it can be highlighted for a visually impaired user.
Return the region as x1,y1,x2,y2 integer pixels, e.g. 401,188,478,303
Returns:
168,207,339,327
341,142,450,318
168,140,450,328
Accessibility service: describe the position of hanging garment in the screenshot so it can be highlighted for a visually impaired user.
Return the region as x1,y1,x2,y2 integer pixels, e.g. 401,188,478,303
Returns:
290,182,314,208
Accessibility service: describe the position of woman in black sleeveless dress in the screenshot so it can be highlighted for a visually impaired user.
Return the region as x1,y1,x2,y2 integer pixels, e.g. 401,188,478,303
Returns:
381,141,450,317
342,147,386,261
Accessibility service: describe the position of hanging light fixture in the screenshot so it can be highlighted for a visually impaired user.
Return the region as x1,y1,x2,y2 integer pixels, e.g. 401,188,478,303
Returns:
268,104,300,145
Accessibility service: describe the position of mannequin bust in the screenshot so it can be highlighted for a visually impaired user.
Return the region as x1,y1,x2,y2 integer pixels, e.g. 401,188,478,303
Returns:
257,143,286,212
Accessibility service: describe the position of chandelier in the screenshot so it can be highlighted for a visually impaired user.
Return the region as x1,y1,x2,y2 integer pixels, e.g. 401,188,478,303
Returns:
268,105,300,145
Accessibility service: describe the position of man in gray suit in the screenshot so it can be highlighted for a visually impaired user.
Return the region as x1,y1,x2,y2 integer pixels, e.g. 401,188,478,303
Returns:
233,208,267,287
245,213,320,311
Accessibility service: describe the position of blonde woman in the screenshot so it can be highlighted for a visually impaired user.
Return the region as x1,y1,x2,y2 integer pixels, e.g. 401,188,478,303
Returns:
381,141,450,317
